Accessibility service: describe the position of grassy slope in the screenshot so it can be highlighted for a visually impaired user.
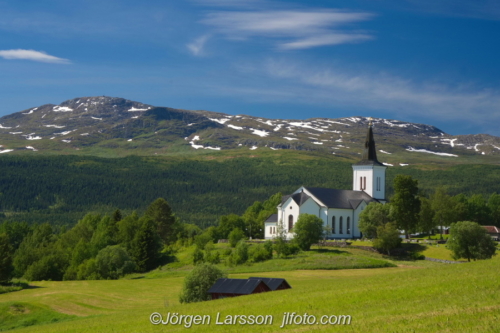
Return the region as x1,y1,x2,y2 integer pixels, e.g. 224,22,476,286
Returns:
1,246,499,332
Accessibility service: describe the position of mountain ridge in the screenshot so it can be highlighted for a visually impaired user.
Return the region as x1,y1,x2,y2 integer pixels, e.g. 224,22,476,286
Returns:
0,96,499,164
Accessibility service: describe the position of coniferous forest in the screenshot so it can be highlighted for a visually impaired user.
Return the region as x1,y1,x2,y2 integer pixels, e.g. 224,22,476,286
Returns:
0,154,500,227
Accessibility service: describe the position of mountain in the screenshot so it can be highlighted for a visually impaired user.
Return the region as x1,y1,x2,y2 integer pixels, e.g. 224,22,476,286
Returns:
1,96,499,164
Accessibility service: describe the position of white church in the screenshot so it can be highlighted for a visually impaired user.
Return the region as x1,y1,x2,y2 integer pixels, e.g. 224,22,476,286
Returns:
264,120,387,240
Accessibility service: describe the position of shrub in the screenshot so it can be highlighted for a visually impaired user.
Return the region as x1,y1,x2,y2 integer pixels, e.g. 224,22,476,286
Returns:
249,244,272,263
179,264,226,303
293,214,324,251
447,221,497,262
229,240,248,265
192,247,204,265
95,245,136,279
228,228,246,248
373,223,402,255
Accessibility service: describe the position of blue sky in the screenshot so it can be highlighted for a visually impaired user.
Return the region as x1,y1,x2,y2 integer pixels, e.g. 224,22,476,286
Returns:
1,0,500,135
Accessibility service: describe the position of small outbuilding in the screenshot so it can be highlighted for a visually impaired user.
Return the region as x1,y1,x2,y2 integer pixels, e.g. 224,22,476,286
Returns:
208,277,291,300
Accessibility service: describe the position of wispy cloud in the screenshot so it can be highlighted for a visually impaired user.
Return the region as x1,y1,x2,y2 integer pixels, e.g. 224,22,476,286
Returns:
187,35,211,56
200,10,374,49
201,59,500,132
0,49,70,64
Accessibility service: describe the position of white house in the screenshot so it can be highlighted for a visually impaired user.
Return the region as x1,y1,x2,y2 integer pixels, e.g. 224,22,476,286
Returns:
264,120,386,240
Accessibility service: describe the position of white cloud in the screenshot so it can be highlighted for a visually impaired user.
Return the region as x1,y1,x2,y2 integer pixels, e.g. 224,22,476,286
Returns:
0,49,70,64
200,10,374,49
187,35,211,56
197,59,500,132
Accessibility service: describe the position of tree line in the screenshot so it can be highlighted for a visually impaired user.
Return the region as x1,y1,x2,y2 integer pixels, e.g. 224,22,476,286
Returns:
359,175,498,260
1,154,500,228
0,198,203,283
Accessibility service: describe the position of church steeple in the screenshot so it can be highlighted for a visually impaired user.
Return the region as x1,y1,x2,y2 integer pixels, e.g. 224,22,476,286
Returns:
352,118,386,201
355,118,383,166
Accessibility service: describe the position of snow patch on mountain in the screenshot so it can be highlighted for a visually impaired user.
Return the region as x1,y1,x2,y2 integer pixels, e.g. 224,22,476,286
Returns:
406,146,458,157
53,106,73,112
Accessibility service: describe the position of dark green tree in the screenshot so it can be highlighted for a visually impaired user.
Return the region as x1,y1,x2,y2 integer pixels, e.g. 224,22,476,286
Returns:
112,209,122,222
372,223,402,255
217,214,245,240
418,196,436,236
0,233,13,283
358,202,392,238
95,245,136,279
488,193,500,227
179,264,226,303
447,221,497,262
391,175,420,239
131,217,163,272
467,195,490,225
228,228,246,248
292,214,324,251
145,198,176,244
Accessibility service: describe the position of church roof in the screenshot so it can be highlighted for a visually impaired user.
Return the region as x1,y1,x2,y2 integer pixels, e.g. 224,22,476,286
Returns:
264,214,278,223
354,122,384,166
304,187,379,209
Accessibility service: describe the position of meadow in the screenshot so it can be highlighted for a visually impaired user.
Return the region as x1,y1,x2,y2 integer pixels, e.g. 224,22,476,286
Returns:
1,243,498,332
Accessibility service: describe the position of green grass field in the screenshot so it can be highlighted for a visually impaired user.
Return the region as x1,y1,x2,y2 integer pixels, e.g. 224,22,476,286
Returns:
1,245,498,332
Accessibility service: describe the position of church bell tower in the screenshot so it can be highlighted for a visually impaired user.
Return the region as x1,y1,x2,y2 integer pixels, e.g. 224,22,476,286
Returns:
352,118,386,201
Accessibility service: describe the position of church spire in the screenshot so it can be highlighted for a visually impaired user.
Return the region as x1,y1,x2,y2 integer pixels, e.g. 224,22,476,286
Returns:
355,118,383,166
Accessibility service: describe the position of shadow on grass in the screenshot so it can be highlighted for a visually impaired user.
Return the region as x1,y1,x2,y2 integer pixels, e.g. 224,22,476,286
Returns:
311,248,350,255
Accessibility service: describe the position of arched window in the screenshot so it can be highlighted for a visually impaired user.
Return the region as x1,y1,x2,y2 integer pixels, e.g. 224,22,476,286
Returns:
360,176,363,190
288,215,294,231
347,217,351,234
339,217,343,234
331,216,336,234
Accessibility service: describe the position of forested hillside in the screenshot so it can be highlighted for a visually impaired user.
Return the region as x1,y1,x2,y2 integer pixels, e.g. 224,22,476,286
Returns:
1,152,499,227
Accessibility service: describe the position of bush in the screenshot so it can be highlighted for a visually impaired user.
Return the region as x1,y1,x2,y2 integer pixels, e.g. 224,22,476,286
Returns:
228,228,246,248
447,221,497,262
249,244,272,263
192,247,204,265
373,223,402,255
95,245,136,279
228,240,248,265
204,242,220,264
293,214,324,251
179,264,226,303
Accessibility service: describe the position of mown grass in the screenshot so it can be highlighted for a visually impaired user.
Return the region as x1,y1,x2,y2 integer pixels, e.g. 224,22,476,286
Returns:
1,243,497,332
0,302,75,332
1,254,499,332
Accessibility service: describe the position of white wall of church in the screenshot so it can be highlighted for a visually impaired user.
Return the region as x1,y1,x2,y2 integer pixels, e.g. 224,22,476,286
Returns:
326,208,356,239
352,165,386,200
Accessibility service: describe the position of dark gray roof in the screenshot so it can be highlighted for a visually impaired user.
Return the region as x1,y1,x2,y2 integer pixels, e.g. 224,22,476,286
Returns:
281,192,311,206
249,277,291,290
291,192,310,205
281,195,291,205
208,278,270,295
354,124,384,166
265,214,278,223
304,187,379,209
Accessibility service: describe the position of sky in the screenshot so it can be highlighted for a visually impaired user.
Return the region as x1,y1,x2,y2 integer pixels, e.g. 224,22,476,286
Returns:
1,0,500,135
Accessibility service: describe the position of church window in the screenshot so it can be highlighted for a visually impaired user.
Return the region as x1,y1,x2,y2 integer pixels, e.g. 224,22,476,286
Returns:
288,215,294,230
339,217,343,234
290,206,292,209
360,177,363,190
363,177,366,190
347,217,351,234
331,216,335,234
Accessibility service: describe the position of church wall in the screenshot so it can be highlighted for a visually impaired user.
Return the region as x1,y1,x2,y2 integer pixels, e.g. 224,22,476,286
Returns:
352,165,374,197
326,208,356,239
